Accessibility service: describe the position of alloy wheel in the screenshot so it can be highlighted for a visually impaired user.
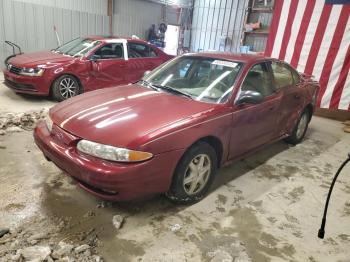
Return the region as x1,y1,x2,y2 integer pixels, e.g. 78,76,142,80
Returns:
59,77,78,99
296,113,308,140
183,154,211,195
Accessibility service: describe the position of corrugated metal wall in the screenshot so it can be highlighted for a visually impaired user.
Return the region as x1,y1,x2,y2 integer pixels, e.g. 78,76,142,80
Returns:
0,0,109,63
113,0,163,39
191,0,249,52
11,0,108,15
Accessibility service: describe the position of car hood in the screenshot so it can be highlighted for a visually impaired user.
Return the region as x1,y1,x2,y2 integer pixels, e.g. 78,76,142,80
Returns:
9,51,75,68
50,84,216,149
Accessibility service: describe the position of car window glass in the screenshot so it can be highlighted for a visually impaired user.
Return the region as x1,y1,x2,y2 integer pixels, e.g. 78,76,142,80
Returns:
291,67,301,84
94,43,124,59
271,62,294,88
241,63,274,97
54,38,100,57
144,56,242,104
128,43,157,58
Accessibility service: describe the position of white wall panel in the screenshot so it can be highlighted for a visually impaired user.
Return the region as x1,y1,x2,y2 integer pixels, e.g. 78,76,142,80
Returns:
12,0,108,15
0,0,109,63
113,0,163,39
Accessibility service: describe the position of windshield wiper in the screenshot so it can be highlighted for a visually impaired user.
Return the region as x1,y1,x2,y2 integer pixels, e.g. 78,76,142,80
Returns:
137,80,159,91
151,84,193,99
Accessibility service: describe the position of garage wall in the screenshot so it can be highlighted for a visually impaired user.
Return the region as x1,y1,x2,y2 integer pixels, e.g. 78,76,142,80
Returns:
0,0,109,64
113,0,163,39
191,0,249,52
8,0,108,15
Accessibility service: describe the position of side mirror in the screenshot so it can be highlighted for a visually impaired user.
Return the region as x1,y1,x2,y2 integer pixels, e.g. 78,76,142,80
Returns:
236,90,264,105
143,70,151,77
89,55,100,62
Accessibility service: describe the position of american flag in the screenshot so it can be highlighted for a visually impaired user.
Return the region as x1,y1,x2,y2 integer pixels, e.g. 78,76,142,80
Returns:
265,0,350,110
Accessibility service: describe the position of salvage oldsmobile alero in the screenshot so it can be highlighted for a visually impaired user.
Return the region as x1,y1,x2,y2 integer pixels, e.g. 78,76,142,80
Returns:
4,36,171,101
34,53,319,203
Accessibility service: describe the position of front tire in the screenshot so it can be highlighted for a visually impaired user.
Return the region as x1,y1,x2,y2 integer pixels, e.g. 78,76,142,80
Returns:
166,142,217,204
52,75,80,101
285,110,310,145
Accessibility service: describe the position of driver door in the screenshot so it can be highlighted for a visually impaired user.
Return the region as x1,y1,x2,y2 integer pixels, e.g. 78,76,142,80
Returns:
90,43,127,89
229,62,283,160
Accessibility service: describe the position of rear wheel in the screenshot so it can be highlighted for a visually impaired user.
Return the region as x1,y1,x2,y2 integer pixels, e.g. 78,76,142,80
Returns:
166,142,217,204
52,75,80,101
285,110,310,145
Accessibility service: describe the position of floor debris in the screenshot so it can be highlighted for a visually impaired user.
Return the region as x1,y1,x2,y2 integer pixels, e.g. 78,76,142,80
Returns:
112,215,124,230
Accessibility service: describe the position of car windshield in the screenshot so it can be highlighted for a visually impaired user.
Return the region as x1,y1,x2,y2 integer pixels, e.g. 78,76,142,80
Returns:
143,56,242,103
54,38,101,57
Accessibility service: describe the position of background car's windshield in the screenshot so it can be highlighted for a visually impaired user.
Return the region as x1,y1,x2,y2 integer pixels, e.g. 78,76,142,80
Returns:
54,38,101,57
144,56,242,103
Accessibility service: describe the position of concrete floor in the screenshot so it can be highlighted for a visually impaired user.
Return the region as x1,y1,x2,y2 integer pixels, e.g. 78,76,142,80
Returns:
0,77,350,262
0,73,55,114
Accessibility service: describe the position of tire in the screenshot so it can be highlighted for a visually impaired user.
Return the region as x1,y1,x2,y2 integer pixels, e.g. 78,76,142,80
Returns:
166,142,217,204
285,109,310,145
52,75,80,101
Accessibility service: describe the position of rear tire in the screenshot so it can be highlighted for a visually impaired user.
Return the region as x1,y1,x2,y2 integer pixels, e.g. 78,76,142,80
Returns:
285,110,310,145
52,75,80,101
166,142,217,204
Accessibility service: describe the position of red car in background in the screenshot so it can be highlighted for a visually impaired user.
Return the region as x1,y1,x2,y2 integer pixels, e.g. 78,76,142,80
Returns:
3,36,172,101
34,53,319,203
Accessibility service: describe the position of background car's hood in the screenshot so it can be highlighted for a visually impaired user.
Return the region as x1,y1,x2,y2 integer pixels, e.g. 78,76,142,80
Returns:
51,85,216,149
9,51,75,68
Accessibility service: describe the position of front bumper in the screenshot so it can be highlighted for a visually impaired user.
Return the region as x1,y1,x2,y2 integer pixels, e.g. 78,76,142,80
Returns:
33,121,184,201
3,69,50,95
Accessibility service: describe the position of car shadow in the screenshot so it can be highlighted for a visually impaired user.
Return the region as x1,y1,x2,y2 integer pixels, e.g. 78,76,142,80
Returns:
211,140,290,191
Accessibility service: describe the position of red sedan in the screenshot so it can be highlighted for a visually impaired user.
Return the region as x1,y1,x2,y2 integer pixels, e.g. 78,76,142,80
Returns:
34,53,319,203
3,36,172,101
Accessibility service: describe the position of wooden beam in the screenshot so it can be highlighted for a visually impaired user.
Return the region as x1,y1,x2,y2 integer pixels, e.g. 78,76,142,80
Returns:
315,108,350,122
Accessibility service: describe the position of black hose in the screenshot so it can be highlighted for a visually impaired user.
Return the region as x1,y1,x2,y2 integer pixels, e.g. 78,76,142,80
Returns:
318,153,350,239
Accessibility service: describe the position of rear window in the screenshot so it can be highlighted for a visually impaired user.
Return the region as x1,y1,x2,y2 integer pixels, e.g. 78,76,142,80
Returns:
128,42,157,58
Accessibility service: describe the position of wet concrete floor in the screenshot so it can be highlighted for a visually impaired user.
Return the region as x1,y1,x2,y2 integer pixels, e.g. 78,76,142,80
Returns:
0,115,350,261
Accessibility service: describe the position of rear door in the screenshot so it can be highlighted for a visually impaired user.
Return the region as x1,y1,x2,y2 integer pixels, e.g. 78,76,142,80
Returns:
126,42,164,82
90,43,127,89
270,61,304,136
229,62,283,159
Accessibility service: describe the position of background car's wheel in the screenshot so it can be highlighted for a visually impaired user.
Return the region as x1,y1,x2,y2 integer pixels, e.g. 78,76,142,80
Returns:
52,75,80,101
166,142,217,204
285,109,310,145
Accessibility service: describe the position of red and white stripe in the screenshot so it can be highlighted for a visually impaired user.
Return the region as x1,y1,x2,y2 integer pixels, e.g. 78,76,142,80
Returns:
265,0,350,110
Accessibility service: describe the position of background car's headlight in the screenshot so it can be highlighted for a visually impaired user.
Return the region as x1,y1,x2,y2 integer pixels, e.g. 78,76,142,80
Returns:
77,140,153,162
20,68,45,76
45,114,53,132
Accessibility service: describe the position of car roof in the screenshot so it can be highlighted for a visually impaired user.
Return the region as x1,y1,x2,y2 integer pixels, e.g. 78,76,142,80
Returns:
85,35,150,44
185,52,274,64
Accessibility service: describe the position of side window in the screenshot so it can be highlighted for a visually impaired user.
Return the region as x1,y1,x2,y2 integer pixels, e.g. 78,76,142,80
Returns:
128,43,158,58
94,43,124,59
241,63,274,97
291,68,301,84
271,62,294,88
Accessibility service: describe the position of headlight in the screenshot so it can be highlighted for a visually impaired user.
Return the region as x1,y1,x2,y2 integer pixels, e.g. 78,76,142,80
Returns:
45,114,53,132
77,140,153,163
20,68,45,76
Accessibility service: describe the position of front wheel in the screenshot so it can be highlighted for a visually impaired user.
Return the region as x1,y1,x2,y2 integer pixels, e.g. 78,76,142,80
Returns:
52,75,80,101
285,110,310,145
166,142,217,204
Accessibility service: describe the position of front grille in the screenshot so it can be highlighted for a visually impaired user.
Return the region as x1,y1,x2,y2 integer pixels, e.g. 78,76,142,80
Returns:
9,65,22,75
4,78,36,90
